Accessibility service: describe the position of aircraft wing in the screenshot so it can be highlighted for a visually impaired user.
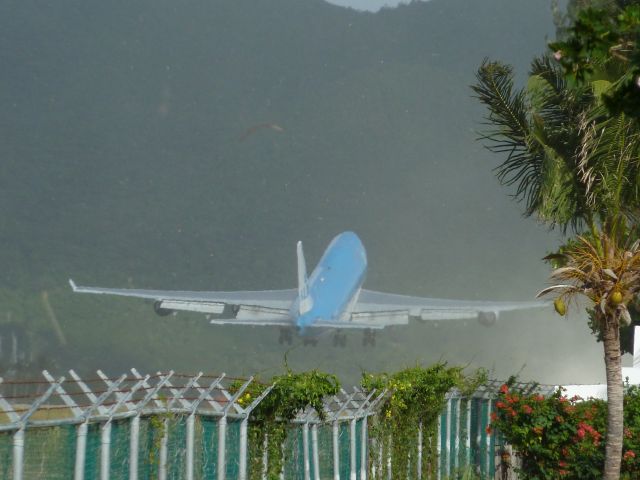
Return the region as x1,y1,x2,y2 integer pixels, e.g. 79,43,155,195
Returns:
68,279,297,314
353,289,548,322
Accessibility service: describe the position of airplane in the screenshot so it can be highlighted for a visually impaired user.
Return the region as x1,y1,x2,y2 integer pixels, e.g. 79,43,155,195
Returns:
69,231,548,346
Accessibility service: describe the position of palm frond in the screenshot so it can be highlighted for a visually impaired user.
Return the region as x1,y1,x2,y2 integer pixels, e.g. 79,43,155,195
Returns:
472,60,546,217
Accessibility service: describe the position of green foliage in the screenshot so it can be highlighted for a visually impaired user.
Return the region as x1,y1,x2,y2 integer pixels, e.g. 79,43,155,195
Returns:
231,369,340,480
549,3,640,120
362,363,487,480
472,57,594,230
490,381,640,479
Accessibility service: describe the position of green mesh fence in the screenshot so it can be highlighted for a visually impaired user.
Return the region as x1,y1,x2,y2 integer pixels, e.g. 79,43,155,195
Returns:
137,416,162,479
198,416,218,480
225,420,242,480
111,419,131,478
439,409,447,475
0,431,13,479
0,397,504,479
283,425,303,479
166,415,187,480
22,424,75,479
355,419,363,479
317,423,333,479
469,398,479,470
449,398,458,475
84,423,101,479
338,422,349,480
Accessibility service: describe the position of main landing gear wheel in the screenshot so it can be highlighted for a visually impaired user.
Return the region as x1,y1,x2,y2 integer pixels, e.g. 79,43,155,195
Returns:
362,329,376,347
303,337,318,346
278,328,293,345
332,332,347,347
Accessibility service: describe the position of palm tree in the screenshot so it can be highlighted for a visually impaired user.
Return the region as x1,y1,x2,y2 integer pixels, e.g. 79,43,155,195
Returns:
538,232,640,477
472,55,640,478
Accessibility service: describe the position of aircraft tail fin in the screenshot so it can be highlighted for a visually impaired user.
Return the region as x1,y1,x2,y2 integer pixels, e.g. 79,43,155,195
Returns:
297,241,312,314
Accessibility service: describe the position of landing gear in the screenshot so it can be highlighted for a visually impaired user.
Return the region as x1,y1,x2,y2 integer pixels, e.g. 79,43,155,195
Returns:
332,332,347,347
303,337,318,346
278,328,293,345
362,329,376,347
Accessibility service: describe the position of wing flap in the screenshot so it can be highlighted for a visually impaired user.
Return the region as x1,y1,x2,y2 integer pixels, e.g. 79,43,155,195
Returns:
159,300,225,314
235,305,291,321
356,289,548,320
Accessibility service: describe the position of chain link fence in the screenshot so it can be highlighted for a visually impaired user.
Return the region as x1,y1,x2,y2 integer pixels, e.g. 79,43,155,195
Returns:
0,371,544,479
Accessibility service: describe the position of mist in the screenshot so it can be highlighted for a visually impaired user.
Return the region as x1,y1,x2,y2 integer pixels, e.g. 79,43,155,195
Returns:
0,0,613,385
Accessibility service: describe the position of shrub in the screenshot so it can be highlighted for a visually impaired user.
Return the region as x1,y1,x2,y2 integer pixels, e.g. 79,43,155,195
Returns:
490,381,640,479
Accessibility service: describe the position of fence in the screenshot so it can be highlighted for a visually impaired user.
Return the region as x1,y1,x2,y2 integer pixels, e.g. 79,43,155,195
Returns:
0,370,544,479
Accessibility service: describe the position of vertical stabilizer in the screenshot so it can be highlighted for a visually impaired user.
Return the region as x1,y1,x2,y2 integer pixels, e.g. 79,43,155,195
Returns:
297,241,312,314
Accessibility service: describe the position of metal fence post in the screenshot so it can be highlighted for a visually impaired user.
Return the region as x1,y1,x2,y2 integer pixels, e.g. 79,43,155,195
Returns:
70,371,127,480
350,418,357,480
466,399,471,468
303,421,311,480
239,417,248,480
75,422,88,480
130,415,140,480
101,421,112,480
311,424,320,480
12,427,24,480
238,380,273,480
218,414,227,480
185,414,195,480
158,419,169,480
360,416,367,480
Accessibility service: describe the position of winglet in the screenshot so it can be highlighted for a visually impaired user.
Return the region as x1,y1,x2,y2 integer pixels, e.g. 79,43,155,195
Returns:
69,279,78,291
296,241,312,314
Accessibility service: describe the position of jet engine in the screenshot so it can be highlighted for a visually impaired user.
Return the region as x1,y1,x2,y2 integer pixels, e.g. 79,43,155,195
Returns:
477,311,497,327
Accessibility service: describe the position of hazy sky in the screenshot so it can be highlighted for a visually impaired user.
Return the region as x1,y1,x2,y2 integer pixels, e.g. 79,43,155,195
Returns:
0,0,621,386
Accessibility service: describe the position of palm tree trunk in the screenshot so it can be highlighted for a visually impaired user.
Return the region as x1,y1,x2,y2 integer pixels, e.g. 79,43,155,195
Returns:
603,319,623,480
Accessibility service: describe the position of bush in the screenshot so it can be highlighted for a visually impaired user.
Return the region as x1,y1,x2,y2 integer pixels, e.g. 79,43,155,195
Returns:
490,381,640,479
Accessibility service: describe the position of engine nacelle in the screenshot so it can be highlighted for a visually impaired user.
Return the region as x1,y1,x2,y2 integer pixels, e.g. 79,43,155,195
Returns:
477,311,497,327
154,301,173,317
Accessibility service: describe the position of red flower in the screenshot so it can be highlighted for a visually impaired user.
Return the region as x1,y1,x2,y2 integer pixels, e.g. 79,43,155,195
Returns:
496,401,506,409
522,404,533,414
486,425,492,435
490,412,498,422
577,428,586,439
500,384,509,394
624,450,636,461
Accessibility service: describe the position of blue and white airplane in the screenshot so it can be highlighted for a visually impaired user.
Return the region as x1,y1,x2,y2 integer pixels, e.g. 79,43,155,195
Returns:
69,231,546,346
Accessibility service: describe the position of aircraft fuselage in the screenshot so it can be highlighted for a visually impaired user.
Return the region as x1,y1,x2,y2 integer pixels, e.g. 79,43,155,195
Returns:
293,231,367,333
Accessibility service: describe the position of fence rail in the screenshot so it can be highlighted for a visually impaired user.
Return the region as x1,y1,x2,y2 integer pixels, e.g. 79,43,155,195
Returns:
0,371,552,479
